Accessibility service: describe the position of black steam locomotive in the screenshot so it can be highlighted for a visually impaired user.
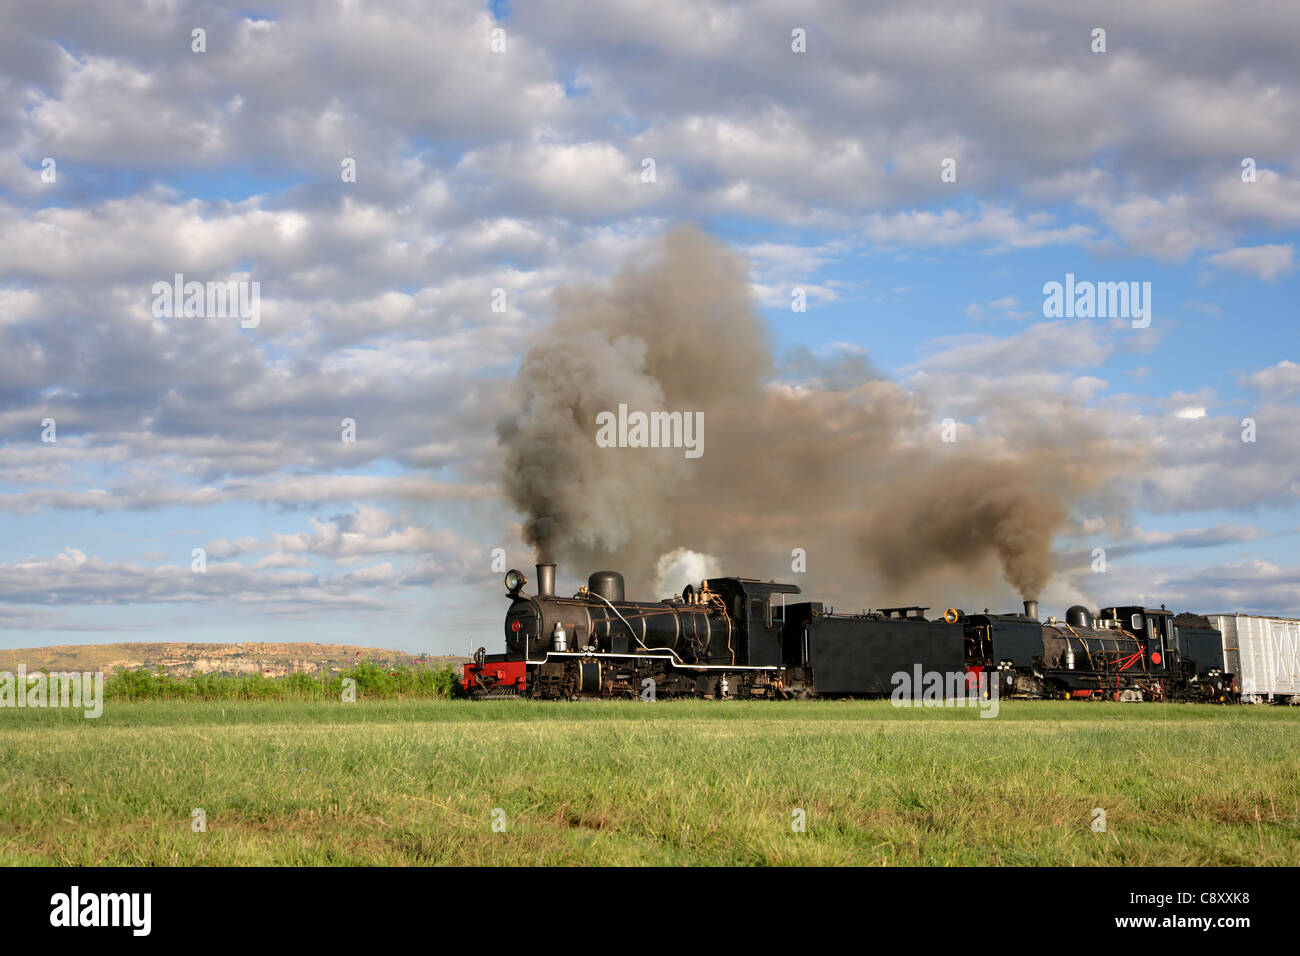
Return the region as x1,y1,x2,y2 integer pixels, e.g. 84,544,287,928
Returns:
963,600,1232,702
462,563,1236,703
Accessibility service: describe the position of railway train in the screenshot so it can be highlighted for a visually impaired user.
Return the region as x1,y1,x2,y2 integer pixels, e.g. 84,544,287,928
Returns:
462,563,1238,703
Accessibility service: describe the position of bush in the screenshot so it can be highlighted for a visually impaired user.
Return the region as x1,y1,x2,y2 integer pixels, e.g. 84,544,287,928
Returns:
104,660,464,702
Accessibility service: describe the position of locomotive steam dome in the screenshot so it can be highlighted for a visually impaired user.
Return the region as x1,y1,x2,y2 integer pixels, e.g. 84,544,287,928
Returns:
587,570,626,603
1065,605,1093,628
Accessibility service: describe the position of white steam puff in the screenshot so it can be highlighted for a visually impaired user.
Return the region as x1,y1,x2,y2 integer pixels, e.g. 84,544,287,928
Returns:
653,548,722,599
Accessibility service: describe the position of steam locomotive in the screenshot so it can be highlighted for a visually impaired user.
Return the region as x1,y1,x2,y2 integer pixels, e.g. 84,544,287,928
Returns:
461,563,1236,703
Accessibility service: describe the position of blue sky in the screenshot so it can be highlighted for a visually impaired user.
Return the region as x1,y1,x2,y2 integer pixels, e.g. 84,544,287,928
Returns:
0,0,1297,653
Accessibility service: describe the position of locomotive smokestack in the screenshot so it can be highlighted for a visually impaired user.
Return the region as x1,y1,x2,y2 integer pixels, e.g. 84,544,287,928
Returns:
536,563,556,598
1023,599,1039,620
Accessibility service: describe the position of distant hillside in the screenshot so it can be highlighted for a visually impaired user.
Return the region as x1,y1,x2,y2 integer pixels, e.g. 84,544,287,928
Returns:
0,642,468,678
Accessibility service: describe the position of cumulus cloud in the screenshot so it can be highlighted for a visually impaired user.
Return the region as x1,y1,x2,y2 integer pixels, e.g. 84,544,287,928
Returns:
3,0,1299,639
1246,360,1300,398
1204,244,1294,280
0,506,483,623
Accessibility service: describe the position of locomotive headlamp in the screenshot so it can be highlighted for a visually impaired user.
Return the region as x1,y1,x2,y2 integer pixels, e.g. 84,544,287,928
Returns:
504,569,527,595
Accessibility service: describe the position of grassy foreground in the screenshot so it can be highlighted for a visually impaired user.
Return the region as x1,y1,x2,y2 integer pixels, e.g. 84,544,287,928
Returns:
0,699,1296,865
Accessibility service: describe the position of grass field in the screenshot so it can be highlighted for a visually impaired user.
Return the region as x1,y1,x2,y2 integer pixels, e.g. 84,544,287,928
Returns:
1,698,1297,866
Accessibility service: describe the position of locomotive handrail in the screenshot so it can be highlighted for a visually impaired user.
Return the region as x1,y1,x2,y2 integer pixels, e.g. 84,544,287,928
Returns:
585,590,687,663
580,605,700,623
536,650,779,672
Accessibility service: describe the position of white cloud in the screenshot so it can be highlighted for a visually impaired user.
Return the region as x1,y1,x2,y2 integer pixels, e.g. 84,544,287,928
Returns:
2,0,1299,641
1204,244,1294,281
1246,360,1300,397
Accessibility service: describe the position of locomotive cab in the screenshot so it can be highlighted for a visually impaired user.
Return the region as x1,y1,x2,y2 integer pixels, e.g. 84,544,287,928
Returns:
710,579,801,668
1097,606,1178,671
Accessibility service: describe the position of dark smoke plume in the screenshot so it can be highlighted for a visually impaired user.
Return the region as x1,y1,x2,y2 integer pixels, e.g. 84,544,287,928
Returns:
498,225,767,570
499,225,1119,604
862,461,1066,599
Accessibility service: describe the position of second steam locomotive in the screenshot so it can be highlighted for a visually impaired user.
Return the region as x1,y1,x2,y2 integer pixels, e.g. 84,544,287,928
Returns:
463,562,1236,703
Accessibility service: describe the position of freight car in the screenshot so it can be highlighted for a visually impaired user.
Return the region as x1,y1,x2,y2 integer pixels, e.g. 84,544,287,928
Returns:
462,563,1236,702
1206,613,1300,703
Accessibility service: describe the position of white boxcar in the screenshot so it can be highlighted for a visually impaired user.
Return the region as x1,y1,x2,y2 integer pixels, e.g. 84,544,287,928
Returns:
1207,614,1300,702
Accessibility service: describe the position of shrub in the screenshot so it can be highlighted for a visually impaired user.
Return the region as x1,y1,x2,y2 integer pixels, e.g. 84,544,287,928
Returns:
104,660,464,702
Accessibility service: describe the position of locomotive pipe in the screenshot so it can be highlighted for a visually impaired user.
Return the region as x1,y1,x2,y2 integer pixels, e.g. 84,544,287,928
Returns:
1023,599,1039,620
536,562,556,597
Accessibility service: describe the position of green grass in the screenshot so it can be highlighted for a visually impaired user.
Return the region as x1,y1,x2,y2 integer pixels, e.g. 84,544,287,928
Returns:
0,699,1296,865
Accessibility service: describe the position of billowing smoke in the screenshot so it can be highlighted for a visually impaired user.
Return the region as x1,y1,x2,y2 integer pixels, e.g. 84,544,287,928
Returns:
498,225,768,572
499,225,1120,606
862,461,1066,600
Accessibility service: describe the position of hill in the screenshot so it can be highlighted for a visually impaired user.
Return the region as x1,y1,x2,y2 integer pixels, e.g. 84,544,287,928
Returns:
0,642,467,678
